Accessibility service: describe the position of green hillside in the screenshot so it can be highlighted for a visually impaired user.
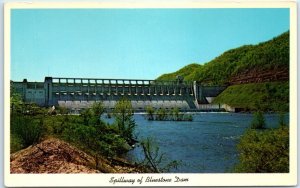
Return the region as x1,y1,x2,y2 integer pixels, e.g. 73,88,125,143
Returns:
157,31,289,112
157,31,289,85
157,63,202,81
213,82,289,112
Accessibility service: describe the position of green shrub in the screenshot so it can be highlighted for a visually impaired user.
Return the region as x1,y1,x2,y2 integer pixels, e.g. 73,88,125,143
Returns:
56,106,69,115
146,106,155,120
251,111,265,129
172,107,180,121
80,108,94,126
278,112,287,128
234,127,289,173
11,115,44,147
10,134,24,153
183,114,193,121
91,102,105,117
155,108,167,121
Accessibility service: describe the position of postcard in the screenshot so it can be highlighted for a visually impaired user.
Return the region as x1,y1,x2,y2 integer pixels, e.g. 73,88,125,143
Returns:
4,1,297,187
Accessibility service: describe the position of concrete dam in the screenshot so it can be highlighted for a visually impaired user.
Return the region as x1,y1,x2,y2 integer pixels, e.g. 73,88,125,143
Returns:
11,77,226,111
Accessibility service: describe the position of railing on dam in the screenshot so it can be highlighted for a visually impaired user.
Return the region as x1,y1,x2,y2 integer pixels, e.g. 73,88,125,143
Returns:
51,77,193,86
50,77,196,98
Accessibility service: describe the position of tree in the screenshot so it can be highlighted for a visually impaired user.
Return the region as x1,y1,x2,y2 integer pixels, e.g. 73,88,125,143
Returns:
91,102,105,117
145,106,155,120
172,107,180,121
10,92,23,114
140,137,180,173
113,98,136,144
80,108,93,126
156,108,167,121
251,111,265,129
57,106,68,115
91,102,105,125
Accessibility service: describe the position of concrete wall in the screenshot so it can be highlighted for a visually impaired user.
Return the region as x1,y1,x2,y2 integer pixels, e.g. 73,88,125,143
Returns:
12,77,227,110
58,100,190,110
221,104,236,112
25,89,45,106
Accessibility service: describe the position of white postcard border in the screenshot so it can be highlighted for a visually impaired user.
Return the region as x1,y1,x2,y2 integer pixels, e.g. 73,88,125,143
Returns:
4,1,297,187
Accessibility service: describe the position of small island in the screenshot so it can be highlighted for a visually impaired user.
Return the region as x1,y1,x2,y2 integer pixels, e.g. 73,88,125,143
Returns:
145,106,193,121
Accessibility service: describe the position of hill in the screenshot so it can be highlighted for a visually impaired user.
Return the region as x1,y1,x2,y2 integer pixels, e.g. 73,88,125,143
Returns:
157,31,289,112
157,31,289,85
157,63,202,81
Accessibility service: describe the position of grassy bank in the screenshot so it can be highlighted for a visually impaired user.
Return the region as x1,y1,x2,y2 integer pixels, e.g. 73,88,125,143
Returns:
212,81,289,112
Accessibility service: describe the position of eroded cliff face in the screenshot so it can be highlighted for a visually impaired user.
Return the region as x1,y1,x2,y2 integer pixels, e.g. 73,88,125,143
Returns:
229,67,289,85
10,138,142,173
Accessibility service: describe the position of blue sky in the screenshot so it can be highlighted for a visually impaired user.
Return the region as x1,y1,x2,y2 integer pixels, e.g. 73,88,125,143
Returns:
11,8,289,81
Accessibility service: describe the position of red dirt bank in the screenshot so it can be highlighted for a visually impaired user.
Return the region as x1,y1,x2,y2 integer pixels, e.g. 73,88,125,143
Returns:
10,138,141,173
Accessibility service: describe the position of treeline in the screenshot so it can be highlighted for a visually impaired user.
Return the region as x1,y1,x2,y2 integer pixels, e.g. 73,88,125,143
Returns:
157,31,289,85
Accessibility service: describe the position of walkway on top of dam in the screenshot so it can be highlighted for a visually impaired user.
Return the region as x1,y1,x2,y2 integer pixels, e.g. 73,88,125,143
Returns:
50,77,193,86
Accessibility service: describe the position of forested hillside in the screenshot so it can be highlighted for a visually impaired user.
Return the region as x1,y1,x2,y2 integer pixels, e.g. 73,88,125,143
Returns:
157,31,289,112
157,31,289,86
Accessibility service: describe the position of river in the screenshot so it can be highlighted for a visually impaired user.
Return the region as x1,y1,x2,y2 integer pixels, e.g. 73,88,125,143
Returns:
103,112,288,173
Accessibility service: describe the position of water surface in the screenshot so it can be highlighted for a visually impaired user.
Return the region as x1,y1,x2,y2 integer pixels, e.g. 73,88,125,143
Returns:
104,112,288,173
